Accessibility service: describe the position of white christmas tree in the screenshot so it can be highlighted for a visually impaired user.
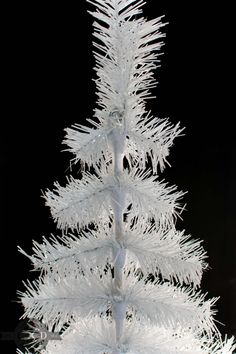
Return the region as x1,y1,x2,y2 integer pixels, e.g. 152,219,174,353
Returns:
18,0,236,353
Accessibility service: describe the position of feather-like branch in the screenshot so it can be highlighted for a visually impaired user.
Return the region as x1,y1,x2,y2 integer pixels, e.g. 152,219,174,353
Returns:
124,221,207,286
44,167,184,231
89,3,165,109
63,120,112,169
64,113,183,173
44,173,111,231
19,220,206,286
18,269,218,336
126,116,184,173
17,227,114,275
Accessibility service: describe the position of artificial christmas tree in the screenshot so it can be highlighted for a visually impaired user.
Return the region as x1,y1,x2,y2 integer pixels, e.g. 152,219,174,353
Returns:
17,0,236,353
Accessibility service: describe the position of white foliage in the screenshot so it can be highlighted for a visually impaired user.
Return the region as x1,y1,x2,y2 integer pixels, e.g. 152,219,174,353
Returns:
18,268,218,336
64,114,183,173
44,172,111,231
17,227,113,275
124,221,207,286
18,221,206,286
90,1,165,108
44,167,184,231
64,119,112,169
18,0,235,353
64,0,183,174
42,317,236,354
125,116,184,173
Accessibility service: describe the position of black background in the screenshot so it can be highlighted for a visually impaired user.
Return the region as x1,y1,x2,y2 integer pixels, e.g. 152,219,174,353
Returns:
1,0,235,352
